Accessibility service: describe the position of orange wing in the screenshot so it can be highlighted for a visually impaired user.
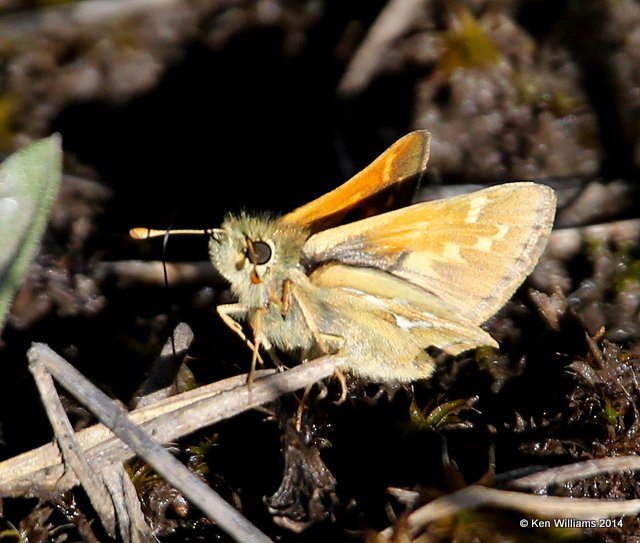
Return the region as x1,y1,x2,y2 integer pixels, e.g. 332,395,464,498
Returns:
279,130,430,233
303,182,556,325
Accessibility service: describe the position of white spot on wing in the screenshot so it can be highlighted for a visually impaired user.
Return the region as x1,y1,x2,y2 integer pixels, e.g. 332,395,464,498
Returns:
343,289,390,310
362,293,390,309
464,195,487,224
474,237,492,251
472,224,511,252
442,242,465,262
395,315,431,330
494,223,509,240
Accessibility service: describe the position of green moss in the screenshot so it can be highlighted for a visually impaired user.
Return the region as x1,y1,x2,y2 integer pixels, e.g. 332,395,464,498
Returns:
0,528,23,542
436,9,503,76
601,397,625,427
514,74,584,117
408,396,477,431
614,245,640,292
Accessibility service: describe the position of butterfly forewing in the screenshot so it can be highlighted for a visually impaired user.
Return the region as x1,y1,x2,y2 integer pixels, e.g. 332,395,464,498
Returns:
280,130,430,234
302,182,556,325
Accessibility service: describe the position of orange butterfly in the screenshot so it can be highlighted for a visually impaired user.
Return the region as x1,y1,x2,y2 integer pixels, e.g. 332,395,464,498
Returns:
132,131,556,381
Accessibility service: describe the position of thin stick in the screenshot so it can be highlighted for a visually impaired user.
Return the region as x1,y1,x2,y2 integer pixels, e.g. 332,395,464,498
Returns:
28,343,274,543
337,0,425,95
97,260,221,288
379,485,640,540
15,345,345,537
29,361,116,537
509,455,640,491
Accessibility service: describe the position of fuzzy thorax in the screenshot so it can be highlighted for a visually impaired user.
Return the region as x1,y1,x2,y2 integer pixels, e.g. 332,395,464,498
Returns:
208,212,310,309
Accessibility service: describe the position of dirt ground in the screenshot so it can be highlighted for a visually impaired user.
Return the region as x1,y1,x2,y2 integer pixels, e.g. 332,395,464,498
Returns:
1,1,640,541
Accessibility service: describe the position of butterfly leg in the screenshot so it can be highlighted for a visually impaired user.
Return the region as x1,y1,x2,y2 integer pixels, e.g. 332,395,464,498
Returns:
311,334,348,403
247,308,290,389
289,286,348,401
334,367,348,404
288,286,349,399
246,308,270,390
217,303,265,369
262,342,287,372
289,287,342,354
294,384,313,432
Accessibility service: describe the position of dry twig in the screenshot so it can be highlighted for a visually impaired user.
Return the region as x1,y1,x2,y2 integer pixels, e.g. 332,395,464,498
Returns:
509,456,640,492
379,485,640,540
1,343,344,541
27,343,325,542
337,0,425,95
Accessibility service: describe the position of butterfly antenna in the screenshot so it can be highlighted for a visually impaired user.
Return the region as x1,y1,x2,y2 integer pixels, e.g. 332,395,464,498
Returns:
129,227,217,239
129,226,217,359
160,229,178,359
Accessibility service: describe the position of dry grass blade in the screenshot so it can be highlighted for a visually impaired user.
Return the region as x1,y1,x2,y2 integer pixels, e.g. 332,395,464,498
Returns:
27,342,274,543
379,486,640,541
509,456,640,491
29,361,116,537
98,260,221,289
2,344,345,541
101,466,153,543
0,347,344,498
337,0,424,95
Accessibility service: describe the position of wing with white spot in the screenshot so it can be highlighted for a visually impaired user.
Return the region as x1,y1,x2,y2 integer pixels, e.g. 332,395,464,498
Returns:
303,183,556,324
309,263,498,356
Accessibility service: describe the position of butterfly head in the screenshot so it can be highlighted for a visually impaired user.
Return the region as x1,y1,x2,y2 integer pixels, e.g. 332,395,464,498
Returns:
208,213,309,305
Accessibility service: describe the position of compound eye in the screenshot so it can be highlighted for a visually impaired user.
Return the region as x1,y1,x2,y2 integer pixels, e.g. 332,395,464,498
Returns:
253,240,272,265
246,239,272,265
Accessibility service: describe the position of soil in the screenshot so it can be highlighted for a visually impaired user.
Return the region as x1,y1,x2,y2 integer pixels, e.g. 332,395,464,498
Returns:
1,1,640,541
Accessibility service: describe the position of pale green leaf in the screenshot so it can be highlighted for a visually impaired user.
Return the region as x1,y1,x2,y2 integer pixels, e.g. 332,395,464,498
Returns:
0,135,63,332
